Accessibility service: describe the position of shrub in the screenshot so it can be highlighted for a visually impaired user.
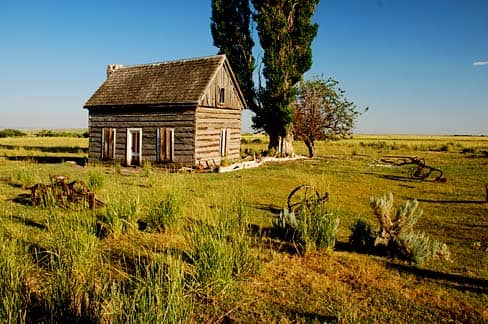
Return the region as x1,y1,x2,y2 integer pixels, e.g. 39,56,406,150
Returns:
369,193,450,264
141,161,153,177
9,163,38,188
36,130,86,138
146,193,181,232
87,169,105,192
102,195,141,236
298,202,339,252
251,138,263,144
349,219,375,252
114,162,122,175
461,147,478,154
273,202,339,253
0,128,26,138
272,208,299,241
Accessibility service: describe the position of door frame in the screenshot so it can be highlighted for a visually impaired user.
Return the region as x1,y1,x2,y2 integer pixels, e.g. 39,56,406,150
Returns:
126,128,142,166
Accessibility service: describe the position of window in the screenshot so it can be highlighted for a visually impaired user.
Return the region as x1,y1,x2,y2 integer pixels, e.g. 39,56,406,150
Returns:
219,87,225,104
220,128,230,157
157,128,174,162
102,128,116,160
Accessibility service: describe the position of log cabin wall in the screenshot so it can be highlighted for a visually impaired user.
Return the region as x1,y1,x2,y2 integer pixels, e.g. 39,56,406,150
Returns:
194,62,244,167
87,106,196,166
194,107,241,167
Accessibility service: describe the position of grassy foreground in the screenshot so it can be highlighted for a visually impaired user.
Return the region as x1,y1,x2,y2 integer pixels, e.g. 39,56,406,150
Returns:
0,134,487,322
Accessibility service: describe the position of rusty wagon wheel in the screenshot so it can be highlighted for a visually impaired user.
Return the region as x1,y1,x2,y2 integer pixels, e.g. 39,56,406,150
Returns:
287,185,322,213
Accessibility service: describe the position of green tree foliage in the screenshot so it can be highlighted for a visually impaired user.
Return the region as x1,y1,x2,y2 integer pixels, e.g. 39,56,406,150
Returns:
252,0,319,153
211,0,319,155
211,0,255,110
293,76,362,157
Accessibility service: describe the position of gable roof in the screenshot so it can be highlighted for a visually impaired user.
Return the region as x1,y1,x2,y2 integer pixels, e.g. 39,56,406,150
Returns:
84,55,245,108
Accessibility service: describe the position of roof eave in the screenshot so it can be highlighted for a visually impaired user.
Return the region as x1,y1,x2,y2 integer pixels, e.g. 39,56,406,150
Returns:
83,102,199,109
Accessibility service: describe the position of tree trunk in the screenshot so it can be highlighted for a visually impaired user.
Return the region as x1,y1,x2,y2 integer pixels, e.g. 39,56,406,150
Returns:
268,132,295,157
305,140,315,158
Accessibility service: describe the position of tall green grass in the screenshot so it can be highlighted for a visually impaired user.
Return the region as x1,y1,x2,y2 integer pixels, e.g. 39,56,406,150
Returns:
102,194,142,236
42,211,106,322
188,198,258,293
146,192,182,232
106,254,191,323
8,161,39,188
0,228,30,323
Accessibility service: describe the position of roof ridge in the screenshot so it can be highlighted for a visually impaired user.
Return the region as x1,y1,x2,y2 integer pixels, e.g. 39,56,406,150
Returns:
117,54,225,70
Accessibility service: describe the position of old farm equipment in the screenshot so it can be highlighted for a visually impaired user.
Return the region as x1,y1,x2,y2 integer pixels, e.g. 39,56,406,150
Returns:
379,156,446,182
287,185,329,213
30,175,101,209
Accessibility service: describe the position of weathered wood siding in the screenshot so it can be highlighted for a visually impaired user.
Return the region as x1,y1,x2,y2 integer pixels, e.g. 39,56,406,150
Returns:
87,107,196,166
194,107,241,167
200,63,245,110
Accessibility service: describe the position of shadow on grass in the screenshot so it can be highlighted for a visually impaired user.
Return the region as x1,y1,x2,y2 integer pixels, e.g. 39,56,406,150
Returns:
414,198,487,204
288,309,338,324
248,223,302,255
0,144,88,154
4,155,87,166
12,193,32,205
10,215,47,230
387,263,488,294
334,240,388,258
364,172,422,183
253,203,282,215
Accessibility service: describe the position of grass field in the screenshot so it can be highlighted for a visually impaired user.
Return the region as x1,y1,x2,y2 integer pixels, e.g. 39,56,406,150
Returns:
0,134,487,322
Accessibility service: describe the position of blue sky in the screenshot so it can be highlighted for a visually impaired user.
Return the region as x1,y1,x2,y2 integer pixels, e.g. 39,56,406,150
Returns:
1,0,487,134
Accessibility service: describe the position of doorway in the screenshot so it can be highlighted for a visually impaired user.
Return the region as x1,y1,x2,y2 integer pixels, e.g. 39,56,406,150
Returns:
126,128,142,166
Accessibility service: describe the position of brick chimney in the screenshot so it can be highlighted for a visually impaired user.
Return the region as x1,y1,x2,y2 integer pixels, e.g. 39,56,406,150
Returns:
106,64,123,77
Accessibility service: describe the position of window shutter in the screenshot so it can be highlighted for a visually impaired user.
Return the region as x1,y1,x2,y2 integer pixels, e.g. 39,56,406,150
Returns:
159,128,174,162
102,128,116,160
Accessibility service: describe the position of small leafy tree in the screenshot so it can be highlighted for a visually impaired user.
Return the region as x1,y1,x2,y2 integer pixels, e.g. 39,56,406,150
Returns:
293,76,364,157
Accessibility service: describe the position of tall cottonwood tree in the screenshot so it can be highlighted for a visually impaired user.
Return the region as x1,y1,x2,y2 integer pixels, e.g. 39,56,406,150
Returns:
211,0,319,155
252,0,319,155
210,0,255,110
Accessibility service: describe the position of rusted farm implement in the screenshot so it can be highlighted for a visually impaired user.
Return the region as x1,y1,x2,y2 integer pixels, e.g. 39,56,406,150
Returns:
29,175,102,209
379,156,446,182
287,184,329,213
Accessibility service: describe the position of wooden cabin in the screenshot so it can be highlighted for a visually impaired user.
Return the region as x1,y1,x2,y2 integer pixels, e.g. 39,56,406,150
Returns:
84,55,246,168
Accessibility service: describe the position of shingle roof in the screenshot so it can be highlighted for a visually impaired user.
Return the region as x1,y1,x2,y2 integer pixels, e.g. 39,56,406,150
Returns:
84,55,227,108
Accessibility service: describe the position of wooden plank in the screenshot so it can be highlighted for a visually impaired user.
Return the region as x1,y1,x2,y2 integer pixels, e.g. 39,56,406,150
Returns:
89,116,195,123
